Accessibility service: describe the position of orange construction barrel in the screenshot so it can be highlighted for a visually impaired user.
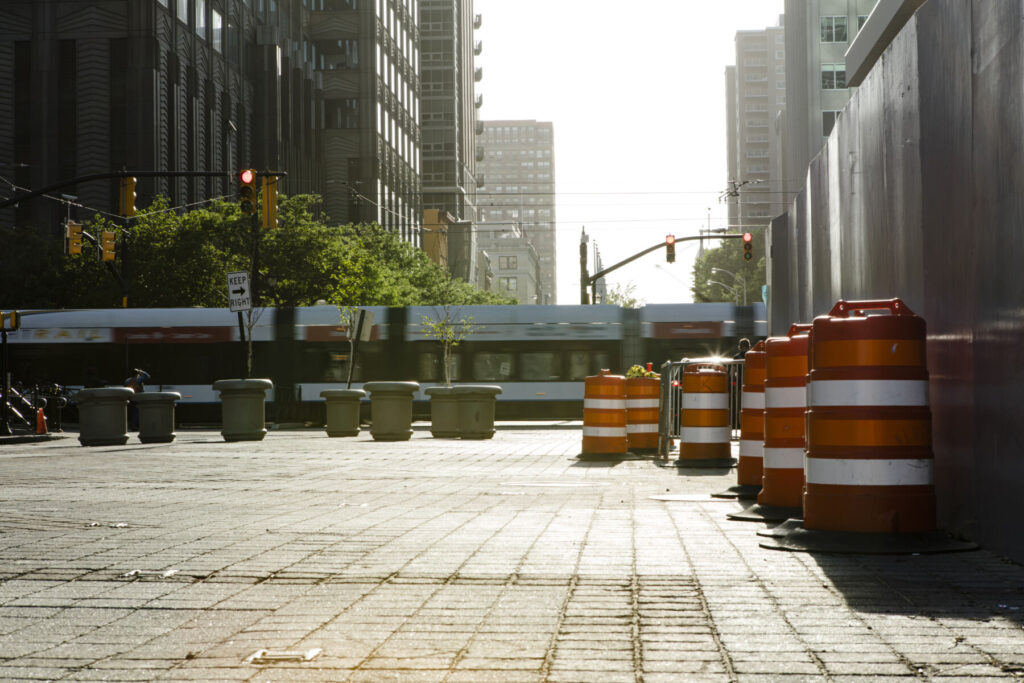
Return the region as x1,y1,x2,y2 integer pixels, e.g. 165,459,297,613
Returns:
581,369,628,457
728,325,810,522
714,341,766,499
676,364,733,467
626,376,660,452
760,299,975,554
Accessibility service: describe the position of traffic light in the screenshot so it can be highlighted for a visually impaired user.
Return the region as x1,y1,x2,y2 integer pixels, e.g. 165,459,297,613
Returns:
665,234,676,263
742,232,753,261
119,176,137,217
261,174,277,229
239,169,257,214
101,230,116,262
66,221,83,256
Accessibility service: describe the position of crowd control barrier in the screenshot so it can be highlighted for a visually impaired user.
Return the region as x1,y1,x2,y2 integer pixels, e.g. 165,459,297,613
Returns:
657,358,743,466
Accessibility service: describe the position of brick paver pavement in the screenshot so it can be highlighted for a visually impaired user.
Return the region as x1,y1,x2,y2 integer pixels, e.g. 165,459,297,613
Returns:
1,427,1023,681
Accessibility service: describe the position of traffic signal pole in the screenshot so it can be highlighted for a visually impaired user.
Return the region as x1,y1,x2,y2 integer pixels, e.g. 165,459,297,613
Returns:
585,233,751,304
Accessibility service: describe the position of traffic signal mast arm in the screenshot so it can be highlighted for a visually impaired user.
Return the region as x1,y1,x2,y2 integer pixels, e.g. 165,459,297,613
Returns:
0,170,289,211
587,233,750,285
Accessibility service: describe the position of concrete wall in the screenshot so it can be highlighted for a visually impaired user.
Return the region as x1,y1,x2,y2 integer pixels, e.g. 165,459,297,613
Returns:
769,0,1024,561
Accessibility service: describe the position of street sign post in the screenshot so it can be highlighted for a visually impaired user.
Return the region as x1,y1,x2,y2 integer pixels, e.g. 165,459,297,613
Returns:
227,271,251,312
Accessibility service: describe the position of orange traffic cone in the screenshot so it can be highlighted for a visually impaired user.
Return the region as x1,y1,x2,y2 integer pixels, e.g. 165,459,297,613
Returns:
35,407,48,435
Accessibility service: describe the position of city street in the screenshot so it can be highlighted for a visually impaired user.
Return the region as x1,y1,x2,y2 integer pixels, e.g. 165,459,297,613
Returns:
1,426,1023,681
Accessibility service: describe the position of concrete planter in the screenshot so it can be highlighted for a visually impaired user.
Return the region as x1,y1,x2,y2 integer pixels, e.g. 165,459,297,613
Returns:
424,386,459,438
133,391,181,443
76,387,134,447
321,389,366,437
453,385,502,440
363,381,420,441
213,379,273,442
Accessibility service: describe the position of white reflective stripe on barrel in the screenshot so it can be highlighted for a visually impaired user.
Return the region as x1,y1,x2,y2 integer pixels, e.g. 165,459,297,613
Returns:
680,426,731,443
741,391,765,410
763,447,804,469
625,398,659,409
808,379,929,407
582,426,627,437
626,423,659,433
682,393,729,410
804,456,933,486
765,386,807,409
583,398,626,410
739,439,764,459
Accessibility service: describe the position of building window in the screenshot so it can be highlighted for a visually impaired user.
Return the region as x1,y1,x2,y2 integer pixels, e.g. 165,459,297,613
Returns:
157,0,168,6
822,110,842,136
177,0,188,23
821,16,848,43
195,0,206,36
858,15,868,31
211,9,222,52
821,64,847,90
499,255,517,270
498,276,517,292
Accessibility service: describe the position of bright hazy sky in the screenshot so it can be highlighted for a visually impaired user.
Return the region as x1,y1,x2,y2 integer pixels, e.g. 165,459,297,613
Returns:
473,0,784,304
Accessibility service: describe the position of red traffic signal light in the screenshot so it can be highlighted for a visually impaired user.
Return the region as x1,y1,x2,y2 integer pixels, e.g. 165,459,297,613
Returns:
665,234,675,245
666,235,676,263
742,232,754,260
239,169,257,214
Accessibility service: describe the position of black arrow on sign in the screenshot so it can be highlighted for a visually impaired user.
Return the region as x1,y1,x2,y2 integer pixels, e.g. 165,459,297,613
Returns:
232,287,247,296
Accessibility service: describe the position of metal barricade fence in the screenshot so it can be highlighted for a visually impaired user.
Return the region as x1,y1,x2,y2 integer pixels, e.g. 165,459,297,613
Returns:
658,358,745,457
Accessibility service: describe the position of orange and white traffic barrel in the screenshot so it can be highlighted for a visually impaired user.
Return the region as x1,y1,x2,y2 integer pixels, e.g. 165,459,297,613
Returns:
728,325,810,522
759,300,976,554
626,376,660,452
581,370,628,456
676,363,733,467
714,341,766,499
804,299,933,532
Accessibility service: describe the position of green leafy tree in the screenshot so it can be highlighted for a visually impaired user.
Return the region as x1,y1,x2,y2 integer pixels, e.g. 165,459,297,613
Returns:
691,228,766,304
604,282,643,308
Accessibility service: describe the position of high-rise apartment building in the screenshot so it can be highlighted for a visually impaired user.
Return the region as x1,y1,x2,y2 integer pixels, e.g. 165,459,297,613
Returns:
0,0,321,232
476,120,556,305
310,0,422,242
724,18,787,232
419,0,481,284
778,0,878,197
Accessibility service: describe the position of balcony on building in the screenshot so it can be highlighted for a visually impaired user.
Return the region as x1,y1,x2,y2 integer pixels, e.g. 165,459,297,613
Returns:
476,174,485,188
475,120,484,135
476,146,485,162
474,13,482,29
474,67,483,82
475,94,483,109
474,40,482,56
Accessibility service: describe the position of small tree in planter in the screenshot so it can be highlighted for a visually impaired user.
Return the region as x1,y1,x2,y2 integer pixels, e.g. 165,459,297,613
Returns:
318,303,369,437
421,299,478,437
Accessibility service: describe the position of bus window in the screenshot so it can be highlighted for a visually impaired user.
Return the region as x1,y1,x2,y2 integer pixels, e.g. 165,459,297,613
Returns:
473,352,514,381
419,351,461,382
521,352,561,380
567,351,589,380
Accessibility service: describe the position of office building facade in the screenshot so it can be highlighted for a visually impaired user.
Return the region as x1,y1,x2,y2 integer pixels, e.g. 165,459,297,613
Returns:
724,19,787,232
0,0,322,231
476,119,555,304
310,0,421,242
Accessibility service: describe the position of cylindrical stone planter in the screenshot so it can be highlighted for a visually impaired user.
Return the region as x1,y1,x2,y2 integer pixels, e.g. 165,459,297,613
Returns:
321,389,366,437
213,379,273,442
76,387,134,447
363,381,420,441
133,391,181,444
453,385,502,440
425,386,459,438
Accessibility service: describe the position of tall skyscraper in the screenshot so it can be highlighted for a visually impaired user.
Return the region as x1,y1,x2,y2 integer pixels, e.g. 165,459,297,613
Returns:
418,0,481,281
0,0,321,232
476,120,556,305
724,18,787,233
311,0,422,243
778,0,878,197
